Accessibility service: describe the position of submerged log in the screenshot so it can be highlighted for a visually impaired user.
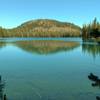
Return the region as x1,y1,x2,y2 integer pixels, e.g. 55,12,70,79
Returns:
96,96,100,100
0,75,6,100
4,94,7,100
88,73,99,81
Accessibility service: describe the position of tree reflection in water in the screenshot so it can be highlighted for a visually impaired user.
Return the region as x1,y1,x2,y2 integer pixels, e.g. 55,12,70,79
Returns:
82,43,100,59
88,73,100,100
0,40,80,55
0,75,6,100
0,42,6,49
14,40,80,55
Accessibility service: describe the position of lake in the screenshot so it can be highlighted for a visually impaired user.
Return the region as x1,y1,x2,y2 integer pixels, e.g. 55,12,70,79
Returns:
0,38,100,100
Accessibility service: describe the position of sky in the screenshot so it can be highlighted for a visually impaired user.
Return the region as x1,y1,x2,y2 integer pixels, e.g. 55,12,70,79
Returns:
0,0,100,28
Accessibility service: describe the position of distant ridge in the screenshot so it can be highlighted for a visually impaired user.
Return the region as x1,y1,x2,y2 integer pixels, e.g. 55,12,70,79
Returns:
0,19,81,37
18,19,80,29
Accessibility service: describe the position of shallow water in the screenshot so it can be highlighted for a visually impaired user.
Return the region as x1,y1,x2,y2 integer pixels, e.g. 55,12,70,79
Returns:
0,38,100,100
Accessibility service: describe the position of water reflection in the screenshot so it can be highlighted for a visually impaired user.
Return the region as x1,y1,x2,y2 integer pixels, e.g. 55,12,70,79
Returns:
14,40,80,55
82,43,100,58
88,73,100,100
0,40,80,55
0,42,6,49
0,75,6,100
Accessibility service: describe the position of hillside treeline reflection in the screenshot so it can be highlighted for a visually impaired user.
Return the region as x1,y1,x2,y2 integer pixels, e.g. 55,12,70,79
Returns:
0,42,6,49
0,40,80,55
14,40,80,55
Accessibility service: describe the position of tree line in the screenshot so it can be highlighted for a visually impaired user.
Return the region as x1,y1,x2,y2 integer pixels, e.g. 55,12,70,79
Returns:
82,18,100,40
0,19,81,37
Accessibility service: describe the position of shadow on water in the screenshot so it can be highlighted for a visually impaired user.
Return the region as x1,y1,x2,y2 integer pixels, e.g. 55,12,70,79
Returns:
0,75,7,100
88,73,100,100
82,43,100,58
0,40,80,55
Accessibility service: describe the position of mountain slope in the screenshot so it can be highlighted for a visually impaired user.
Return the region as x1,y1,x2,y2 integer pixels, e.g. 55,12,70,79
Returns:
0,19,81,37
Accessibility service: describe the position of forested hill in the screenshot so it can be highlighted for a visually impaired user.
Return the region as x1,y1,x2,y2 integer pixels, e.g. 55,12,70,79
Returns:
0,19,81,37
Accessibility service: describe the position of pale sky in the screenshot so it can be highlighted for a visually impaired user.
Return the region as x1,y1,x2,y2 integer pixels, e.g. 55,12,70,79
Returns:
0,0,100,28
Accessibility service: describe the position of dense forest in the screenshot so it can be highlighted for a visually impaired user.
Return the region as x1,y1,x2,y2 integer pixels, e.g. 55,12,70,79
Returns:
1,18,100,38
0,19,81,37
82,18,100,41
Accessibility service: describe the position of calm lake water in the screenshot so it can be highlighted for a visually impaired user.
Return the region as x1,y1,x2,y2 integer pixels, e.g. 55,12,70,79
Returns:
0,38,100,100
